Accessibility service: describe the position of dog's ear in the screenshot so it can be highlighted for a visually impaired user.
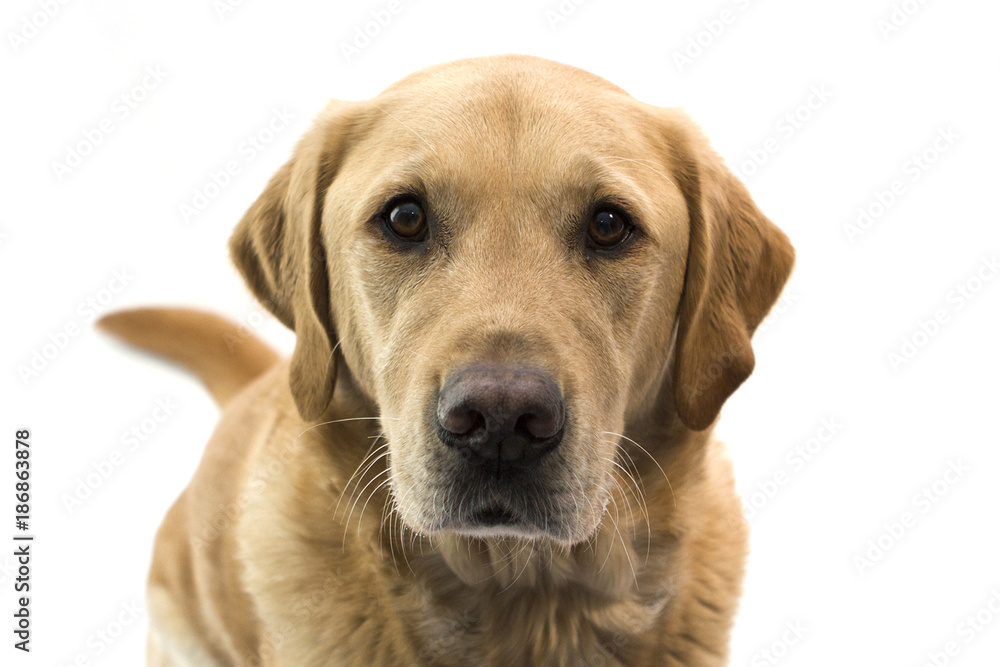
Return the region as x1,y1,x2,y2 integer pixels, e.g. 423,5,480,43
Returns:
230,102,355,421
664,111,795,431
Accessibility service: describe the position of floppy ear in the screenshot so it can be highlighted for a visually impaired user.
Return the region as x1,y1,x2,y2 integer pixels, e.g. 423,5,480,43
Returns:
666,112,795,431
229,101,355,421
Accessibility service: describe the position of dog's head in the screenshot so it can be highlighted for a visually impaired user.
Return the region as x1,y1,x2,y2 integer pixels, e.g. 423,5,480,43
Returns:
231,56,793,546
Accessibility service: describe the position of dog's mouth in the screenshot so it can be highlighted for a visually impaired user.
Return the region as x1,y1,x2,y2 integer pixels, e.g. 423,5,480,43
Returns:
402,472,605,544
467,504,519,527
444,500,545,539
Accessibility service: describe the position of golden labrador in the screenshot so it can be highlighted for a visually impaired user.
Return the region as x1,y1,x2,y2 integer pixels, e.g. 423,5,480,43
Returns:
101,55,794,666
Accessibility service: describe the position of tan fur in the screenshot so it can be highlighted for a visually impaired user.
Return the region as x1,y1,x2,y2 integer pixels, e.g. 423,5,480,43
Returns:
102,55,793,666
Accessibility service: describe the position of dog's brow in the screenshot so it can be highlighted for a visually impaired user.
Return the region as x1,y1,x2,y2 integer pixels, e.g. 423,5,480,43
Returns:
356,169,430,220
561,156,656,211
595,156,676,188
373,103,438,155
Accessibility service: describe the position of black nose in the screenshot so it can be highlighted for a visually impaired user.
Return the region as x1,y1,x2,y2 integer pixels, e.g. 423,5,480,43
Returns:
436,365,565,474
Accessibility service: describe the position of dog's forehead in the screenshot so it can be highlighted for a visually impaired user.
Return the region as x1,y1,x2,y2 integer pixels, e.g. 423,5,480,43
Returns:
378,55,630,108
341,57,675,211
365,56,654,167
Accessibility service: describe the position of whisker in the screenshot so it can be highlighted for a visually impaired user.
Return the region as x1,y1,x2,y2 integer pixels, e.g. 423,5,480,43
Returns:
603,447,652,562
343,468,391,544
332,445,389,517
608,493,640,591
597,481,623,576
298,416,399,439
388,478,422,574
608,471,637,542
615,444,653,564
498,540,535,594
355,476,394,542
379,487,393,564
325,338,343,368
603,431,676,507
385,492,402,575
565,469,584,518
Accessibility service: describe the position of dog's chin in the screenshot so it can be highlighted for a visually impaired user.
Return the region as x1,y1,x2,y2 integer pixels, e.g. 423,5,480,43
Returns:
450,523,549,542
399,500,590,545
430,500,603,547
444,504,549,542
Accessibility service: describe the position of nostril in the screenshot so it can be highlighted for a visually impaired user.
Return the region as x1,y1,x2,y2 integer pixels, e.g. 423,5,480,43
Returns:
437,402,486,437
514,413,535,440
456,409,486,436
518,406,563,440
466,410,485,434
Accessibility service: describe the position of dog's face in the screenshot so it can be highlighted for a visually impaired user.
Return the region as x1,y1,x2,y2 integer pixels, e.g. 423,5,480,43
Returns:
231,56,793,546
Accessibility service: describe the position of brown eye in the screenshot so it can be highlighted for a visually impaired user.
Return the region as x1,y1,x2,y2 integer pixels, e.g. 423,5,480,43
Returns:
385,199,427,241
588,208,631,248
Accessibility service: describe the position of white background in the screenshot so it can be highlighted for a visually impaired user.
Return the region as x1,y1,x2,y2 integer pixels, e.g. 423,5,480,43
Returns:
2,0,999,665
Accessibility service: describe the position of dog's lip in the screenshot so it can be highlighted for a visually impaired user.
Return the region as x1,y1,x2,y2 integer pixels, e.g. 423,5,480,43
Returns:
441,498,583,544
466,504,520,527
444,502,533,535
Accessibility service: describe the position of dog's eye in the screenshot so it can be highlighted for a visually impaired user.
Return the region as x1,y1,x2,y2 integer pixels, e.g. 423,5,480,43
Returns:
587,208,631,248
384,199,427,241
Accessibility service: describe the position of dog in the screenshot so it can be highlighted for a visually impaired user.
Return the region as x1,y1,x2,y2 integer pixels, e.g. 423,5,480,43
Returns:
100,55,794,666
